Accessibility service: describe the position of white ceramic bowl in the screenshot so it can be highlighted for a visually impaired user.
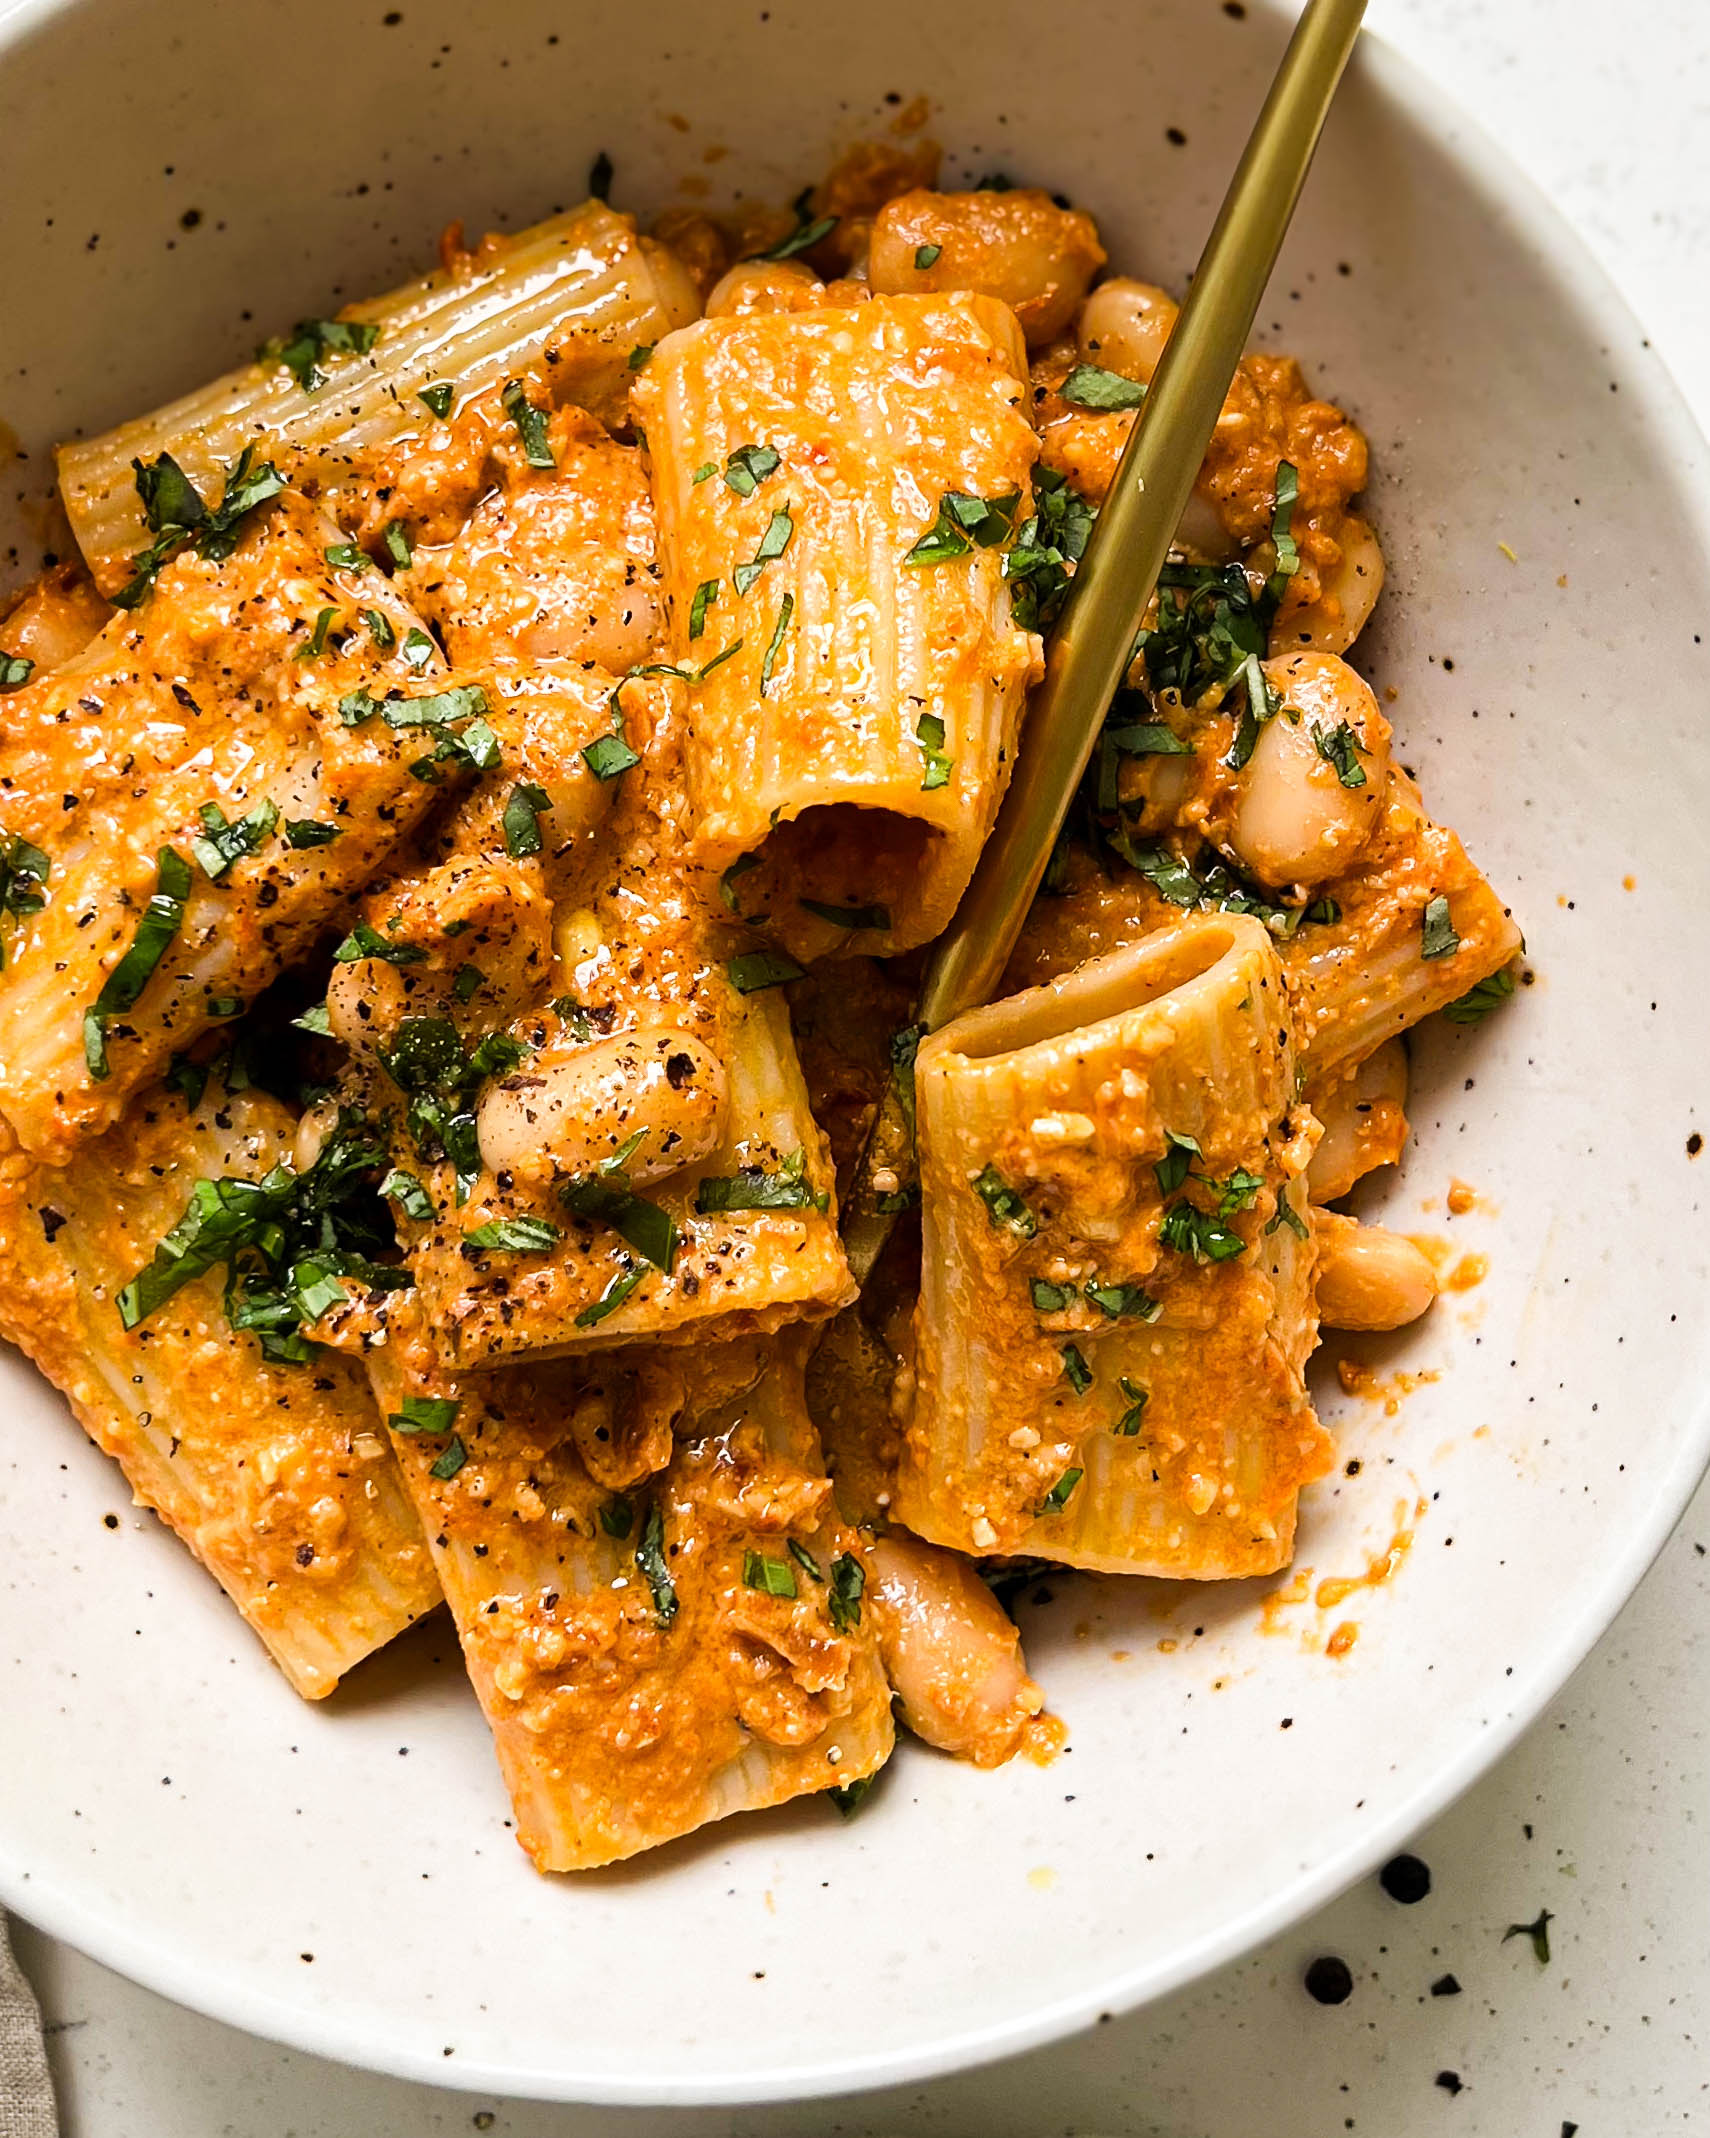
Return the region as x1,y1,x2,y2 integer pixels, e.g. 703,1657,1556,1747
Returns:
3,0,1709,2106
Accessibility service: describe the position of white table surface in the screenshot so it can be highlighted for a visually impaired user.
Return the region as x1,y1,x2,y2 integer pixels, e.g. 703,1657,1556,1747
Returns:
15,2,1710,2131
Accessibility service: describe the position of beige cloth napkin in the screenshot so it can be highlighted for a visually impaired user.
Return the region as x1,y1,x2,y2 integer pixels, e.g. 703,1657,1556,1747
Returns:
0,1919,56,2138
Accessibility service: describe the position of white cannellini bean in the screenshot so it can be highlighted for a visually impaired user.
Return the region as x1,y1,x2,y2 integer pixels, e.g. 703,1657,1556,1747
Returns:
476,1025,728,1188
636,235,706,330
1314,1211,1438,1331
1271,513,1386,657
1228,649,1392,888
868,1534,1044,1768
1075,276,1179,384
867,188,1105,345
1308,1038,1409,1203
703,258,826,319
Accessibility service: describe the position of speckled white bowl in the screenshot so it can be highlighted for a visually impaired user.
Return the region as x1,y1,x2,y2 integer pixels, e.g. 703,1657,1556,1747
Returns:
2,0,1709,2106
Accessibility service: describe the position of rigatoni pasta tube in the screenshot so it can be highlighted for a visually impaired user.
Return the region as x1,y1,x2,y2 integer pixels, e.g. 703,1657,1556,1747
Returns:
0,1080,438,1698
897,913,1331,1577
0,493,467,1162
633,292,1043,961
366,1323,893,1871
58,202,698,595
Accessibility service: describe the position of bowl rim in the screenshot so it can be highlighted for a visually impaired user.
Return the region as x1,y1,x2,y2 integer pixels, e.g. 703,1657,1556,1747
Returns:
4,11,1710,2108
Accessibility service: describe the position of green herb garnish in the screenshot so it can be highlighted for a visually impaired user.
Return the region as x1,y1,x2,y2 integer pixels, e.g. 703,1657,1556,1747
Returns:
1312,719,1367,788
429,1436,468,1482
636,1501,678,1623
501,781,553,859
575,1257,647,1327
389,1394,459,1434
114,448,287,609
760,591,794,694
1037,1466,1084,1516
1059,363,1146,412
0,655,34,691
1155,1128,1202,1196
695,1148,822,1214
418,382,455,419
916,711,953,789
688,578,718,639
743,1549,798,1599
914,242,941,268
1031,1279,1076,1313
1061,1343,1093,1395
973,1163,1036,1238
722,443,781,497
828,1551,864,1631
83,846,192,1079
1421,895,1461,961
734,507,794,596
191,798,279,880
501,378,555,468
258,316,379,392
751,213,837,261
463,1215,561,1253
727,950,805,993
1443,965,1517,1024
799,896,887,931
904,490,1021,567
1114,1376,1148,1436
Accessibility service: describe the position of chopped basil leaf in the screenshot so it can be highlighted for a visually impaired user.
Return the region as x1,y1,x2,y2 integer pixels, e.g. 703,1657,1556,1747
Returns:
828,1551,864,1631
692,461,717,484
599,1494,634,1539
372,683,487,730
727,949,805,993
1216,1167,1264,1215
333,918,426,966
575,1256,647,1327
561,1169,678,1271
418,381,456,418
752,213,837,261
1106,719,1192,758
743,1548,798,1598
914,242,942,268
1503,1909,1553,1966
0,654,34,691
1061,1343,1093,1394
1442,964,1518,1025
829,1775,874,1818
876,1185,920,1214
1003,466,1095,632
1159,1199,1246,1263
788,1538,825,1582
397,627,435,675
1265,460,1301,605
191,797,279,880
1114,1375,1148,1436
1312,719,1367,788
695,1148,821,1214
452,961,485,1004
1060,362,1146,411
291,1002,332,1036
627,343,654,371
383,520,412,569
463,1215,561,1253
759,590,794,695
916,710,953,789
904,490,1021,566
800,896,888,931
1031,1278,1076,1313
723,443,781,497
733,508,794,597
114,447,287,609
890,1022,924,1140
83,846,192,1079
1085,1279,1160,1321
1421,895,1461,961
324,541,368,572
1225,652,1278,771
1037,1466,1084,1516
719,853,763,916
283,817,341,848
501,781,553,858
688,578,719,639
429,1435,468,1482
0,831,50,931
207,995,244,1019
358,607,394,652
1155,1128,1201,1196
635,1500,678,1622
583,727,641,781
973,1163,1036,1238
501,378,555,468
588,149,614,201
257,316,379,393
380,1169,434,1221
1266,1196,1310,1241
389,1393,459,1434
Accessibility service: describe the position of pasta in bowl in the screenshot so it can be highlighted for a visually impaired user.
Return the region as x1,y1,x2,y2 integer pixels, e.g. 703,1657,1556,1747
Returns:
0,150,1518,1869
3,2,1704,2098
